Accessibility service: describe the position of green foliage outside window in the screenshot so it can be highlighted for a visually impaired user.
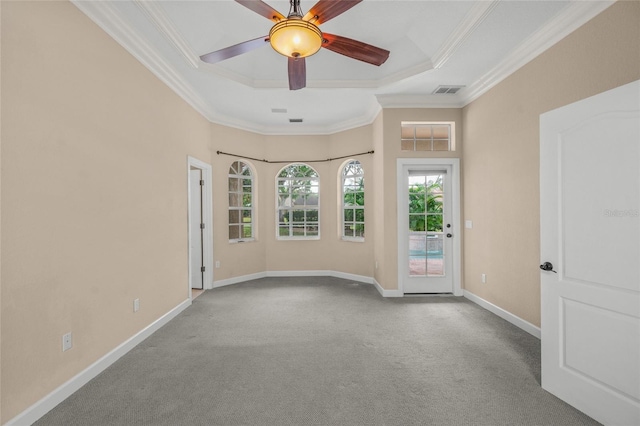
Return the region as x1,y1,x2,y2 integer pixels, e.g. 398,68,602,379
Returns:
409,176,443,232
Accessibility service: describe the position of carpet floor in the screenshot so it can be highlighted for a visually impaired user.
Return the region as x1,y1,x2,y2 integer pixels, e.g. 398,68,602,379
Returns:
35,277,600,425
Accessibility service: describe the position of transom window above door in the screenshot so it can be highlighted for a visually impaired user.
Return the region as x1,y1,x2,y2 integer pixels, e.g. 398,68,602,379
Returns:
401,122,455,152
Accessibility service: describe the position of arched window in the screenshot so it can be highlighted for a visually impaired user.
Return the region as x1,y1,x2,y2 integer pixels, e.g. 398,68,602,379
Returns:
228,161,254,241
276,163,319,239
341,160,364,240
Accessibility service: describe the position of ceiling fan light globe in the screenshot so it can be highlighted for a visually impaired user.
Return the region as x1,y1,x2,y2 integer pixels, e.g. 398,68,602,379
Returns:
269,19,322,58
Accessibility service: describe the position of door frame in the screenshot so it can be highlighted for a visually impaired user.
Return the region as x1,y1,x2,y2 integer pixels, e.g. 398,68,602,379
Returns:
187,156,213,296
397,158,462,296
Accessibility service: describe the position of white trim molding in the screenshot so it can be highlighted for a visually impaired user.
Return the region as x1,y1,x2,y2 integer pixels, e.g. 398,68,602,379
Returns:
187,156,214,293
431,1,499,69
463,290,541,339
6,299,192,426
461,0,615,106
396,158,463,297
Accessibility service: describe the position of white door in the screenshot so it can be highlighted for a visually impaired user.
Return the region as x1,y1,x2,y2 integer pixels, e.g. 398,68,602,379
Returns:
540,80,640,426
189,168,204,290
399,165,455,294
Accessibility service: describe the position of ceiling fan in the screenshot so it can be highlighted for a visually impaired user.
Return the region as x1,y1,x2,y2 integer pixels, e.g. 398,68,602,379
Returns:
199,0,390,90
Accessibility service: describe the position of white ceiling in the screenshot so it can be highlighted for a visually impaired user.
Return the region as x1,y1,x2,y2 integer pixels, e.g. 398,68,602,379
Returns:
72,0,613,135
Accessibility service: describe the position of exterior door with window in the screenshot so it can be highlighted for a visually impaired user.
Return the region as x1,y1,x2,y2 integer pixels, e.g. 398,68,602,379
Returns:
399,165,454,294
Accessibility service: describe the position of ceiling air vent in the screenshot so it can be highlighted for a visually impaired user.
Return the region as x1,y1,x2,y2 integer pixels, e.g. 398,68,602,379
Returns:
271,108,287,113
289,118,303,123
433,85,464,95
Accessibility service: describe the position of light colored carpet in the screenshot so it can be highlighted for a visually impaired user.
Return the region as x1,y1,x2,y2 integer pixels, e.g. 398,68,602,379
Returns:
35,277,600,425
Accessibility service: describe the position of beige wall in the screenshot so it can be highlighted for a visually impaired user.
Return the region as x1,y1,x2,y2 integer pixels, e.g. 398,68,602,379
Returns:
2,0,638,422
1,1,211,422
462,0,640,326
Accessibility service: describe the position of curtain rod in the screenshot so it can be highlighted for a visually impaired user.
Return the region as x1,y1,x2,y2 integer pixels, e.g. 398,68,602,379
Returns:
216,150,374,164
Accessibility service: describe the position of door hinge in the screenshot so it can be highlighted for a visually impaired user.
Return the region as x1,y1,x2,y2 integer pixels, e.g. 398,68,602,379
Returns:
201,266,206,272
200,223,205,229
200,179,204,186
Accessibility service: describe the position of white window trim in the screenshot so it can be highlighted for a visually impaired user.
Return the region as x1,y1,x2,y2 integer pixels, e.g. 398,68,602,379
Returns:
340,159,365,242
228,161,256,243
401,121,456,152
275,163,321,241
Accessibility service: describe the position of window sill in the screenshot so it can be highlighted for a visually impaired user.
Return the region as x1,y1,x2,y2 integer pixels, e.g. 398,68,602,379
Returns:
276,236,321,241
341,237,365,243
229,238,256,244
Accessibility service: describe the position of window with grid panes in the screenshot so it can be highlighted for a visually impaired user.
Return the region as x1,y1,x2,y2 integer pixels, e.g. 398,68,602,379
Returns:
228,161,254,241
401,122,454,151
341,160,365,240
276,164,319,239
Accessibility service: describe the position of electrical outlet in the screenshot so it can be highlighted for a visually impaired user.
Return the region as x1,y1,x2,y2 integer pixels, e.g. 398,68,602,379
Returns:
62,332,72,352
215,261,220,268
481,273,487,284
133,298,140,312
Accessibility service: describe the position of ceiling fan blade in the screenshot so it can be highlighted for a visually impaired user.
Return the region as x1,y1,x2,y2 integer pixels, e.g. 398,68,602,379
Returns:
235,0,285,22
200,36,269,64
288,57,306,90
303,0,362,25
322,33,389,66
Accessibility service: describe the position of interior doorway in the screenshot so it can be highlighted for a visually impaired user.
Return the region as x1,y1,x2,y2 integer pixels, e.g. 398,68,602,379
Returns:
187,156,213,299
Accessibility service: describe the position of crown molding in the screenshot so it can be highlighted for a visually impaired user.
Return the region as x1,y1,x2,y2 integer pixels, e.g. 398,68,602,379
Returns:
222,99,382,136
431,0,499,69
376,94,464,109
133,0,200,69
460,0,615,106
71,0,217,121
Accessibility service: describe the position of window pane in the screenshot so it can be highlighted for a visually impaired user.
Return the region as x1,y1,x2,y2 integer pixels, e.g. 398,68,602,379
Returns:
243,225,252,238
228,178,240,191
344,209,354,221
229,193,239,208
427,214,443,232
229,225,240,240
229,210,240,225
415,126,432,139
355,209,364,222
409,214,425,232
344,225,354,237
243,194,252,208
432,125,449,139
401,126,414,139
401,139,414,151
409,193,426,213
433,139,449,151
416,139,431,151
354,225,365,238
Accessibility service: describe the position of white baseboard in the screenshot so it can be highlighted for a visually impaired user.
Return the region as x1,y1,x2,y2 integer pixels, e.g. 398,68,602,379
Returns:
463,290,541,339
7,299,192,426
213,271,267,288
214,270,376,287
373,278,403,297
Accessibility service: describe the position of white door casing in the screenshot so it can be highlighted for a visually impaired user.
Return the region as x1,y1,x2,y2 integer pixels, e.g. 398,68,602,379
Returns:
397,158,462,296
189,169,204,290
187,156,213,295
540,80,640,425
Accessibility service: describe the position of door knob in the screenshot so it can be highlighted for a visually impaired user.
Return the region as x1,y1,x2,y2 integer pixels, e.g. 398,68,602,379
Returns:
540,262,557,273
446,233,453,238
